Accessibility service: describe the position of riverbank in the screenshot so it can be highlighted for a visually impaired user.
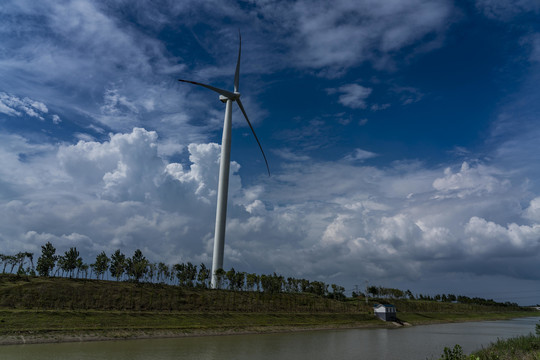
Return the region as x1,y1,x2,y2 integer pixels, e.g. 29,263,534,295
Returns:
471,333,540,360
398,311,537,325
1,275,536,346
0,311,385,345
0,310,535,346
437,331,540,360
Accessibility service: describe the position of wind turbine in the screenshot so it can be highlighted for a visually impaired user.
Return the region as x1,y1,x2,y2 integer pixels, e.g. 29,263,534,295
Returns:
179,33,270,289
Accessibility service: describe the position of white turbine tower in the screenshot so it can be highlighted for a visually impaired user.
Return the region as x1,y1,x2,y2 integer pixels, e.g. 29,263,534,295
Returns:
179,33,270,289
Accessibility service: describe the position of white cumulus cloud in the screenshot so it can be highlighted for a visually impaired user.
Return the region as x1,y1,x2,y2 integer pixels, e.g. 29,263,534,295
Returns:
464,216,540,256
432,162,508,198
328,84,373,109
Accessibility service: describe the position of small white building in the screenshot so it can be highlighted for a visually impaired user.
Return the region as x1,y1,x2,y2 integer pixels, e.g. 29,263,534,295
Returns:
374,304,397,321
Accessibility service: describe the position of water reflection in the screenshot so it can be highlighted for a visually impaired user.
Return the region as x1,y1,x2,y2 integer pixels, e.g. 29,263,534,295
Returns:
3,317,539,360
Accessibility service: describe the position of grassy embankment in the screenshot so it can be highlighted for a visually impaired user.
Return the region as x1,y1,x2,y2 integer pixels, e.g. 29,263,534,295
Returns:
436,334,540,360
471,334,540,360
0,274,536,344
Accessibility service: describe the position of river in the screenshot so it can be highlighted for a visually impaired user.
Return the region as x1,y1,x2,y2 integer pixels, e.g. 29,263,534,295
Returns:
2,317,539,359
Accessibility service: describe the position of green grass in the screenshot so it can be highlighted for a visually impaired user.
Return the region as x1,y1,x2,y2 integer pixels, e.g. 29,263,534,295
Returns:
0,274,537,343
399,311,535,325
0,310,379,334
437,335,540,360
0,275,359,313
472,334,540,360
0,309,530,337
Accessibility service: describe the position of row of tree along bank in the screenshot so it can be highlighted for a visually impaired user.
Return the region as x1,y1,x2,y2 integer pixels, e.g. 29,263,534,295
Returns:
0,242,527,310
360,286,521,308
1,243,346,299
0,274,534,316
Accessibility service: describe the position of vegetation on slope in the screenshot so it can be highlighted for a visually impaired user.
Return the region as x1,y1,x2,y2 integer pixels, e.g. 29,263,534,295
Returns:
472,334,540,360
0,274,531,314
0,274,535,345
0,243,527,310
0,241,536,344
435,322,540,359
437,334,540,360
0,274,382,343
0,275,356,312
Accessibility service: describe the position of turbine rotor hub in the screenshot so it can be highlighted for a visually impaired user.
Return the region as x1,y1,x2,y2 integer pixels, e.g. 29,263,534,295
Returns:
219,92,240,103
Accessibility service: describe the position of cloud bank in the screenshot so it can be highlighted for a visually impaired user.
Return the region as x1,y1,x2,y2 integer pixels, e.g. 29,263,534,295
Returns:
2,126,539,296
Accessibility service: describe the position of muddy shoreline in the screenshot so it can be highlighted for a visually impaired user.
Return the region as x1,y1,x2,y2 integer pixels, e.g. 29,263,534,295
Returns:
0,322,400,346
1,311,534,346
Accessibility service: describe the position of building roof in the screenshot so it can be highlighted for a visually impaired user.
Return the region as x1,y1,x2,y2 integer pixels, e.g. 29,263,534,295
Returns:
374,303,395,308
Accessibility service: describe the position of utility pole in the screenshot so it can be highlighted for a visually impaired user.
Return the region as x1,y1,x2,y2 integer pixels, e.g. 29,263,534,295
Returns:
365,280,369,305
354,284,360,310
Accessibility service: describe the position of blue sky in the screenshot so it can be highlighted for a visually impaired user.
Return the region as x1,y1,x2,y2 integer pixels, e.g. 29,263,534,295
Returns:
1,0,540,304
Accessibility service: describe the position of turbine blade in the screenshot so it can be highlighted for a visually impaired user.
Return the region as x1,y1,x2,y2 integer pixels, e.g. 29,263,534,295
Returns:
178,79,237,99
234,32,241,93
236,98,270,176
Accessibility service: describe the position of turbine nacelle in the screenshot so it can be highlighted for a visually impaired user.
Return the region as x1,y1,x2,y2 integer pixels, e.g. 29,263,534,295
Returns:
219,92,240,103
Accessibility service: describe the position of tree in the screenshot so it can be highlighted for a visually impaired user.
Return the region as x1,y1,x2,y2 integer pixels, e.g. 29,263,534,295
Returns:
286,277,299,293
0,254,7,273
157,262,170,284
246,273,259,291
224,268,245,291
92,251,110,280
126,249,148,282
226,267,237,290
260,273,284,294
197,263,210,288
330,284,346,300
109,249,126,281
173,263,185,286
60,247,81,278
260,274,270,292
309,281,327,297
36,242,57,277
391,288,400,298
56,256,66,277
185,262,197,287
406,289,415,300
367,286,379,297
76,258,89,278
168,266,175,283
19,252,34,275
15,252,30,274
146,262,157,282
234,271,245,291
25,252,34,271
300,279,310,293
6,255,17,274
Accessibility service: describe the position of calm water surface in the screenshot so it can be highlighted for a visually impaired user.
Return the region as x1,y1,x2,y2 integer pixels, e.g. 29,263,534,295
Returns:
3,317,539,360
